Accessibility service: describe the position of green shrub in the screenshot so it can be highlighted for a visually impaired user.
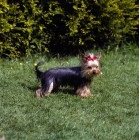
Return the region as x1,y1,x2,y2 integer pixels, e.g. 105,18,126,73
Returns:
94,0,139,45
0,0,139,58
55,0,139,48
0,0,50,58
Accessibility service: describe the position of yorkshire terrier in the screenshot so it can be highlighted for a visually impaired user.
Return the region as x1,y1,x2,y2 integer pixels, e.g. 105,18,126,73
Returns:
35,52,101,98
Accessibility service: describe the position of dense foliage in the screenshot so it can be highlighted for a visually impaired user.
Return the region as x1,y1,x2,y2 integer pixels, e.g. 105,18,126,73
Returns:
0,0,139,58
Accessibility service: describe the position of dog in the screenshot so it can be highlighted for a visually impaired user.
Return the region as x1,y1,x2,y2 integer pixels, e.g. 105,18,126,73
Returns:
35,52,101,98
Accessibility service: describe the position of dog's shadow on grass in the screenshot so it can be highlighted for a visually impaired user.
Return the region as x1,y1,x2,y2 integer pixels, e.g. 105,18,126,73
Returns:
57,88,75,95
21,83,75,96
20,83,38,94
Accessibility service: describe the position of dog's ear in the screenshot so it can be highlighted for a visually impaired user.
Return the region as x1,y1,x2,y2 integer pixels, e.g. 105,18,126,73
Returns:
97,52,101,60
79,52,86,62
80,53,86,62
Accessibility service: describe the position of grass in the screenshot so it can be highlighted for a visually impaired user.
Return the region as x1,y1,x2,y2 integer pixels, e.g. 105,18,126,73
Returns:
0,48,139,140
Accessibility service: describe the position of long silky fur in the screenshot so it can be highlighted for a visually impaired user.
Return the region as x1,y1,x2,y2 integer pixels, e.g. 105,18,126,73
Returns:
34,56,100,97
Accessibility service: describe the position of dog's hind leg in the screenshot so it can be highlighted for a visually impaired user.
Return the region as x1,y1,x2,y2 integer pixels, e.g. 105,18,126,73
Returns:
36,80,54,98
36,88,42,98
43,82,54,96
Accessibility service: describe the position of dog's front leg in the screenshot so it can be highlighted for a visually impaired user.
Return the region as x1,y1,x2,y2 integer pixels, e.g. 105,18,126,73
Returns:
76,86,93,98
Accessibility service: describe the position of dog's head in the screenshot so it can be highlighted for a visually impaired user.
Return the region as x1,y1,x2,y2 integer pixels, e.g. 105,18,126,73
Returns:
81,52,102,78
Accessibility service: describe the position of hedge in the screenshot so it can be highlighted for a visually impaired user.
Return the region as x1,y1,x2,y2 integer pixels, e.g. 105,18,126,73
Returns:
0,0,139,58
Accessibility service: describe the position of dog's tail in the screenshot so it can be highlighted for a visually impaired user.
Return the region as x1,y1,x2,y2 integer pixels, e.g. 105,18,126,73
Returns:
35,61,44,80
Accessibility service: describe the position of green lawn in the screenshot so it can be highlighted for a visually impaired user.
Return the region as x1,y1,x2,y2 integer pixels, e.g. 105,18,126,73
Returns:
0,49,139,140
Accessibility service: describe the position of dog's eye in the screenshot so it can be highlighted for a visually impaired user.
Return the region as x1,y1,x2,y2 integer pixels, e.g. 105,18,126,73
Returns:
96,66,98,68
88,66,92,69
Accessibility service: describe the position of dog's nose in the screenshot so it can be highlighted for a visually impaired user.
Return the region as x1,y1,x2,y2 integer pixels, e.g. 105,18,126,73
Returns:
92,70,96,74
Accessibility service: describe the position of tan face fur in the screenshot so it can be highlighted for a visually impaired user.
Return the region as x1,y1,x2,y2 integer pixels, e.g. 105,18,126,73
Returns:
81,53,101,78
